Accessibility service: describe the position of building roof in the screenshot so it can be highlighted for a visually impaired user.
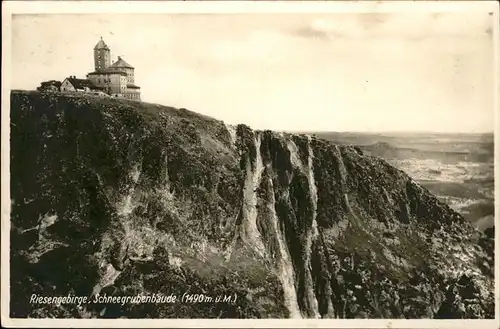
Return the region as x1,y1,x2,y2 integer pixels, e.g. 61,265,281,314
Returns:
64,77,100,90
94,37,110,50
87,70,128,76
109,56,134,69
40,80,62,87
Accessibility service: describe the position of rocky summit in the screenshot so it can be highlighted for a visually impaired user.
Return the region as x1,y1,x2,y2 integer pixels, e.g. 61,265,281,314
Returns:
9,90,495,319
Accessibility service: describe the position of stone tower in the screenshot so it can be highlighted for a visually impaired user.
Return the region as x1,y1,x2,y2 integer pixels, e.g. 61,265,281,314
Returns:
88,36,141,101
94,37,111,72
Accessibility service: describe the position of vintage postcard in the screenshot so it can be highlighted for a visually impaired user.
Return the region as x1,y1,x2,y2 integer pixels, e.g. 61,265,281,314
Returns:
1,1,499,328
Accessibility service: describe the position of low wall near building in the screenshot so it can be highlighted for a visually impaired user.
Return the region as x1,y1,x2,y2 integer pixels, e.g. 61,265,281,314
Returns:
38,90,145,102
59,90,111,98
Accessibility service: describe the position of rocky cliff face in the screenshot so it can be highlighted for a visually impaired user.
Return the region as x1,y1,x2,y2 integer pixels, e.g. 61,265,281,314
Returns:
10,90,495,319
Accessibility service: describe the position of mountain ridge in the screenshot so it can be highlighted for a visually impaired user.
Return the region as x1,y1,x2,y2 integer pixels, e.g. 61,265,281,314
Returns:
9,90,495,319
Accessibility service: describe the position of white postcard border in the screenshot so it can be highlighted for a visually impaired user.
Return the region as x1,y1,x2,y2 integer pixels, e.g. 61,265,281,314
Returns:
2,1,499,328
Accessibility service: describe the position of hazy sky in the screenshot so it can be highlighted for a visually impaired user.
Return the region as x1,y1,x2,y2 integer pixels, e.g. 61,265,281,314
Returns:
10,11,496,133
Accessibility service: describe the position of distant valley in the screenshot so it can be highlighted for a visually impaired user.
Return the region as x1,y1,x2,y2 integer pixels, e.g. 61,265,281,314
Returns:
309,132,495,231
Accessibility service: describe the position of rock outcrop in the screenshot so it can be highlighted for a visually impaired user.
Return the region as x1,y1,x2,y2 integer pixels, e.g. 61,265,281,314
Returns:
9,90,495,318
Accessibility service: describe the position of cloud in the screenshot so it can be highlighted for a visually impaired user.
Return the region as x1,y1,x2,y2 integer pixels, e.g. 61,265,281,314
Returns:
291,15,390,41
292,18,345,40
355,13,390,30
290,12,492,43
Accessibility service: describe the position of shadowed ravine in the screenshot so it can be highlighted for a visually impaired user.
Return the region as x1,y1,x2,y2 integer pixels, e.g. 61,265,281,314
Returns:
10,90,494,319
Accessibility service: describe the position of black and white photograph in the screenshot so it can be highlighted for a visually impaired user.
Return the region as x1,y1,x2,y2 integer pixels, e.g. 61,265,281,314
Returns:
1,1,498,327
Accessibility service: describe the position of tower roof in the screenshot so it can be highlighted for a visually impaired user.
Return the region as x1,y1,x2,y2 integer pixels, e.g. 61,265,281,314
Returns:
94,37,109,50
109,56,134,69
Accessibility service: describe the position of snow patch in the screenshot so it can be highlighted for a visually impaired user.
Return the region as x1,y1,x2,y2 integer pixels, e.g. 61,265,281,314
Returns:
168,252,184,268
163,152,170,184
130,163,141,184
286,136,320,317
91,261,122,297
307,136,319,240
39,213,58,232
117,194,136,217
267,176,302,319
240,133,266,257
225,123,238,147
286,139,303,170
334,145,348,189
306,136,320,317
116,164,143,217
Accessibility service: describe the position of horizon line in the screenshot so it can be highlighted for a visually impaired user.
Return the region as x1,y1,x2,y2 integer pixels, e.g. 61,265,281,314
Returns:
285,129,495,135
